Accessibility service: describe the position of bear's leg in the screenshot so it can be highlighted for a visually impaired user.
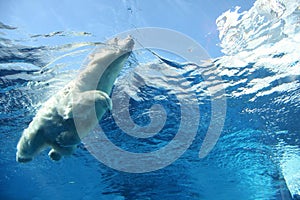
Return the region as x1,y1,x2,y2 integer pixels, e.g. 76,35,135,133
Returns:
48,145,76,161
56,131,81,147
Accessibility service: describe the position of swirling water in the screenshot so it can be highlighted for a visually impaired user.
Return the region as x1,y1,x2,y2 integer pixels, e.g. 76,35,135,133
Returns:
1,0,300,200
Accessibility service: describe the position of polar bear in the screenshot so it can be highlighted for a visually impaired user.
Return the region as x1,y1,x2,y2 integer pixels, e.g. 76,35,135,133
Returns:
16,36,134,162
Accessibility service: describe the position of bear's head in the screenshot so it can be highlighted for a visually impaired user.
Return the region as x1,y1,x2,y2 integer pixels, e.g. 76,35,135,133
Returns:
16,128,45,163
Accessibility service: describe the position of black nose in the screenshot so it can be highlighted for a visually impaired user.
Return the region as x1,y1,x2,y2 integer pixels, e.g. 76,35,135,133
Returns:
16,156,32,163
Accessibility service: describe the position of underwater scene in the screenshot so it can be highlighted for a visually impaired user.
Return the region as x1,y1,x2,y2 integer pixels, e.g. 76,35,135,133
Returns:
1,0,300,199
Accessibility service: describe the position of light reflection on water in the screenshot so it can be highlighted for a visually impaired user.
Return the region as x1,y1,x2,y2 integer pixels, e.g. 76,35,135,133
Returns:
1,0,300,199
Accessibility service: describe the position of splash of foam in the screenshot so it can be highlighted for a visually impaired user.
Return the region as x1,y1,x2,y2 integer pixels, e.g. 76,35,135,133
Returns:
217,0,300,55
214,0,300,102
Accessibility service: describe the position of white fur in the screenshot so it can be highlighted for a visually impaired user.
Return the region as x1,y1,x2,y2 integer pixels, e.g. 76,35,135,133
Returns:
16,37,134,162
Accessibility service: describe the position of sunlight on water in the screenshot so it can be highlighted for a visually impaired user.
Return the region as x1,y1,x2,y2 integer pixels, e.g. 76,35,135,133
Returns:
278,143,300,198
0,0,300,199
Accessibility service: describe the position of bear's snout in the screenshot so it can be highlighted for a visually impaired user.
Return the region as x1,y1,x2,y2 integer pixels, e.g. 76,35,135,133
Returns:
16,154,33,163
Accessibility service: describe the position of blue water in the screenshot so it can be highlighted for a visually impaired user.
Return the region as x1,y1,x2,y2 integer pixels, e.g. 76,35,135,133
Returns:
1,1,300,200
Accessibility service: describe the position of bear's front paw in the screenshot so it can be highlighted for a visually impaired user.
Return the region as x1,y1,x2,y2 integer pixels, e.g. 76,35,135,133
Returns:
48,149,62,161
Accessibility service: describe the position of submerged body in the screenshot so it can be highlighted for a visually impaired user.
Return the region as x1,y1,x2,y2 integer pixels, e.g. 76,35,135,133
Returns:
16,37,134,162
